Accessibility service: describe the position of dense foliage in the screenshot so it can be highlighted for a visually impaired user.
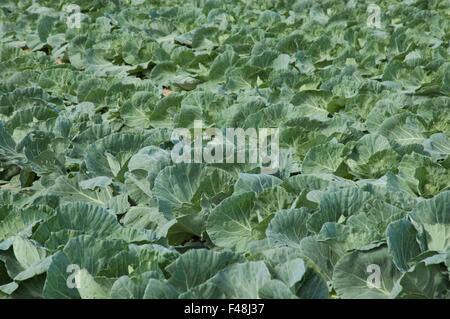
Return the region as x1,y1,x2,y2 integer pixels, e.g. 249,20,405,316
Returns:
0,0,449,299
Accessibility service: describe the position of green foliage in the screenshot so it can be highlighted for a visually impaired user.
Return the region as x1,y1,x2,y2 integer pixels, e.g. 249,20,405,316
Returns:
0,0,449,299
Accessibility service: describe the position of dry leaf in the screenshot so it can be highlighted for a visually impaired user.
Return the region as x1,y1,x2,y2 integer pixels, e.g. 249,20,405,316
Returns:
0,184,16,191
163,88,174,97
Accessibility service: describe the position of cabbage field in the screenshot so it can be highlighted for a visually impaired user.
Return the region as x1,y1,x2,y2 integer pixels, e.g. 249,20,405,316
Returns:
0,0,449,299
